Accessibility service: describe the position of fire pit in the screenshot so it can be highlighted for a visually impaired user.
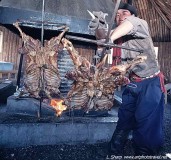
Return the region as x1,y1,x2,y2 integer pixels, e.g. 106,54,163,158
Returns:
50,99,67,116
2,20,146,149
0,95,119,148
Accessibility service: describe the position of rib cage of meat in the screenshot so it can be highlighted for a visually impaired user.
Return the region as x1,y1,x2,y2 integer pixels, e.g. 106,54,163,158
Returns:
62,38,146,112
14,22,69,98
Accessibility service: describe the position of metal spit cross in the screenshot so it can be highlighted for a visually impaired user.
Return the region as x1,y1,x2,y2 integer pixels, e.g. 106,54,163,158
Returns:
16,0,66,118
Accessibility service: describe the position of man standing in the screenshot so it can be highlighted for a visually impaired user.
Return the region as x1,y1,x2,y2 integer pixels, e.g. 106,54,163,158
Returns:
108,2,165,156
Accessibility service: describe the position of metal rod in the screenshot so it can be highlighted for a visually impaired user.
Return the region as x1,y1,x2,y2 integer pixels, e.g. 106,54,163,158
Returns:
100,0,122,60
16,53,24,88
41,0,45,46
38,98,42,118
66,35,143,53
16,45,26,88
38,0,45,118
18,20,66,28
106,0,122,43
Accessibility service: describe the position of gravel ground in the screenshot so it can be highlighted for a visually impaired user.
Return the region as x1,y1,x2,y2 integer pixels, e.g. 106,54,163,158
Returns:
0,103,171,160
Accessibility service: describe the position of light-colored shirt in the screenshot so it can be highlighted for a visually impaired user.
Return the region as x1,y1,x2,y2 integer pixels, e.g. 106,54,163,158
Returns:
120,15,159,77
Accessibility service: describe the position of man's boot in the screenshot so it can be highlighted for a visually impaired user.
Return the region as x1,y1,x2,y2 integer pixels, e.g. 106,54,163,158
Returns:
108,129,130,157
134,145,159,156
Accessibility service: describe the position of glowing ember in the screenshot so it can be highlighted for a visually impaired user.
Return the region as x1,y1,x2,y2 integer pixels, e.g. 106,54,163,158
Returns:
50,99,67,116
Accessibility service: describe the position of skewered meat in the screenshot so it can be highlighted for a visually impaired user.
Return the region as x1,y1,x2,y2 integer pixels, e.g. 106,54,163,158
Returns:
62,38,146,112
14,22,69,98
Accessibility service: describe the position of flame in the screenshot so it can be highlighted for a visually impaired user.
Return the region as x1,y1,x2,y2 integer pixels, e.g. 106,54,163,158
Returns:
50,99,67,116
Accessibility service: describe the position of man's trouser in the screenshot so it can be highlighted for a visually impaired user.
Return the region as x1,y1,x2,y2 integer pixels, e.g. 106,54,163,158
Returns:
109,76,164,156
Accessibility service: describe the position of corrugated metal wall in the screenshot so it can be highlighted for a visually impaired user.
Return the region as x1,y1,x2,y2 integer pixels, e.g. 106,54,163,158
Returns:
0,25,22,70
58,46,95,96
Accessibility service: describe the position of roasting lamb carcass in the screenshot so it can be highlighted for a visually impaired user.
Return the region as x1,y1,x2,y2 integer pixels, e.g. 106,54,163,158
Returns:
13,22,69,98
62,38,146,112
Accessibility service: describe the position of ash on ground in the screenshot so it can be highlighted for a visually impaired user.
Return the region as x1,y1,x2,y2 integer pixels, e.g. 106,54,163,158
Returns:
0,103,171,160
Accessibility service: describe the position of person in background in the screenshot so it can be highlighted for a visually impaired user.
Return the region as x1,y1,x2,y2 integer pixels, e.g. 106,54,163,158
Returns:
108,2,165,157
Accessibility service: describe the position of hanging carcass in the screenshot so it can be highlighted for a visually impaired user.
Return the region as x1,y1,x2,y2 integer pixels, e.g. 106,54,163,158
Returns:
13,22,69,99
62,38,146,112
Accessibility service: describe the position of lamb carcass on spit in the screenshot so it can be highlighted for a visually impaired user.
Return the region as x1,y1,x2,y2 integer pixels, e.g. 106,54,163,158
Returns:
62,38,146,112
14,22,69,98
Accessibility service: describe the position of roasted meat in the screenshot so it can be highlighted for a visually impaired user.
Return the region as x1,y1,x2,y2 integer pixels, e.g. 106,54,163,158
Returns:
62,38,146,112
14,22,69,98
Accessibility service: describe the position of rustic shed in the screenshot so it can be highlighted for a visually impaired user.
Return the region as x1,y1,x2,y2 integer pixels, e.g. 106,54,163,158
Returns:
132,0,171,82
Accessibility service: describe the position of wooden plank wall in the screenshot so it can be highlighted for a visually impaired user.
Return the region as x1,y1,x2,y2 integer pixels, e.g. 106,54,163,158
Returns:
0,25,22,70
0,25,171,82
75,45,95,64
0,25,95,69
133,0,171,42
154,42,171,82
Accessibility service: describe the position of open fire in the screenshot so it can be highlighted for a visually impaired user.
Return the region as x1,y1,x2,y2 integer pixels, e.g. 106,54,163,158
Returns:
50,99,67,116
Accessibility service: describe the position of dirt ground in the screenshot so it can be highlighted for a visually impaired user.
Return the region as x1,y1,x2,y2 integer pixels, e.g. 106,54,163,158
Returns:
0,103,171,160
